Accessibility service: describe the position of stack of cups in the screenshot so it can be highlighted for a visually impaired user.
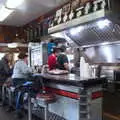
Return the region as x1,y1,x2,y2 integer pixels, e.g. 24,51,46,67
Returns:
80,57,90,78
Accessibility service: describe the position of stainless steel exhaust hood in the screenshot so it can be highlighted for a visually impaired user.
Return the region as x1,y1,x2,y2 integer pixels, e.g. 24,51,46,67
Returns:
51,18,120,46
49,0,120,47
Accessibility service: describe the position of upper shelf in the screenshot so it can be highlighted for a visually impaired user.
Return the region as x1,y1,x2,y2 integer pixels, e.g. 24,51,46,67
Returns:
48,9,105,34
48,0,120,34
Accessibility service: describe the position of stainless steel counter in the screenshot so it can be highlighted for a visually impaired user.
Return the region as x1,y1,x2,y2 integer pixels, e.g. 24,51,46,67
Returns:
32,73,105,120
33,73,105,87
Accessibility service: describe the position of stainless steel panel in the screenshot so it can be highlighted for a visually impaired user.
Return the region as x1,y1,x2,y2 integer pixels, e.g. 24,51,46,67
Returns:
66,20,120,46
51,19,120,48
83,44,120,63
46,83,80,93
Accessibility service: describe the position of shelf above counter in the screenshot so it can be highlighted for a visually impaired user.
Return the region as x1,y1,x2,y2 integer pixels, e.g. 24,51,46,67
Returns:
48,9,106,34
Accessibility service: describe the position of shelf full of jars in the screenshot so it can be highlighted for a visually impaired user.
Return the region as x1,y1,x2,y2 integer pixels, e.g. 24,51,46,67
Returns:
49,0,108,29
25,0,108,43
25,19,49,42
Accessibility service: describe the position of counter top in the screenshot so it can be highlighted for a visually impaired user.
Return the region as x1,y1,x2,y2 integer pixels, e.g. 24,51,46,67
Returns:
33,73,106,87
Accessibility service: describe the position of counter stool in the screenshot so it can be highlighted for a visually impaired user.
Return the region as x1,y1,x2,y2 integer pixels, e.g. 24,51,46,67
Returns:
17,81,33,120
36,93,56,120
1,85,15,107
7,86,15,107
2,85,7,104
7,82,33,120
0,81,6,101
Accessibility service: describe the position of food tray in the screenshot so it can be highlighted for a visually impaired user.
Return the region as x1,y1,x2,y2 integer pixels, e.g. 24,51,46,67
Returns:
47,69,68,75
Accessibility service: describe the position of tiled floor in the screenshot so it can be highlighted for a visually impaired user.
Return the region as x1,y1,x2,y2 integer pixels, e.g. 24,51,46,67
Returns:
103,91,120,120
0,105,42,120
0,107,27,120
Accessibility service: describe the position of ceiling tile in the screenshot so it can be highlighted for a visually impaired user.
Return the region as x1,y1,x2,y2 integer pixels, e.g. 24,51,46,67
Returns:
0,0,69,26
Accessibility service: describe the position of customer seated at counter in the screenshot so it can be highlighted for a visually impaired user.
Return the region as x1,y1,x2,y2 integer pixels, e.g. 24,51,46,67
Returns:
48,48,59,70
57,45,69,70
0,53,13,106
0,53,13,86
12,52,32,118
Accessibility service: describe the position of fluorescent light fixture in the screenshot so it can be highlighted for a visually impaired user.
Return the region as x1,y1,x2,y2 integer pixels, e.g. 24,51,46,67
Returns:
97,19,111,29
70,26,84,36
0,6,13,22
6,0,24,9
8,43,18,48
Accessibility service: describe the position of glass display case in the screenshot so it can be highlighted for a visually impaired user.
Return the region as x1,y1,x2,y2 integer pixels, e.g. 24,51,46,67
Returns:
28,42,48,67
31,46,43,66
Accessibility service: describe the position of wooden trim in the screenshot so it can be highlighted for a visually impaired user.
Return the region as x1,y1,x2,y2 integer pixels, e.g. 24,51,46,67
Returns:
104,113,120,120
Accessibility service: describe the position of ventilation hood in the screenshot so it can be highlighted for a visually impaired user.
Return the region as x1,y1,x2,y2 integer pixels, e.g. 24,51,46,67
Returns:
49,0,120,47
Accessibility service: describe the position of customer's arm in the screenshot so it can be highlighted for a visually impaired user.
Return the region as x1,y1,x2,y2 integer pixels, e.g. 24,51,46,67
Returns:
21,62,32,74
63,55,69,70
64,63,69,70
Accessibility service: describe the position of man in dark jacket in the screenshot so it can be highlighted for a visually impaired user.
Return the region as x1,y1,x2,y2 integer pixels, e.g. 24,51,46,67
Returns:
57,45,69,70
0,54,12,84
0,54,12,103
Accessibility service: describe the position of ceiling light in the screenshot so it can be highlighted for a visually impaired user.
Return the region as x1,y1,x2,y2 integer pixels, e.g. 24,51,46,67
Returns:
97,19,111,29
8,43,18,48
6,0,24,9
0,6,13,22
70,26,84,36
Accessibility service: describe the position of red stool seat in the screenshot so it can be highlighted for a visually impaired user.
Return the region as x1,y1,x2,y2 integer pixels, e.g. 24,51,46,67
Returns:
36,93,56,103
36,93,56,120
